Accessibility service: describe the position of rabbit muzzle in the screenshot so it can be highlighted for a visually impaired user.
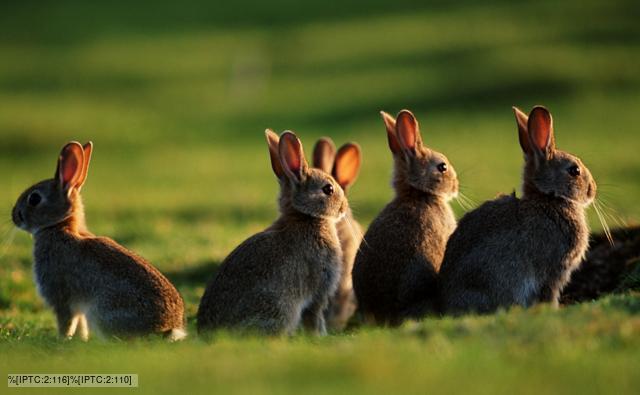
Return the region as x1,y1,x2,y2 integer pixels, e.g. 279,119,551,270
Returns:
11,206,25,230
585,180,597,206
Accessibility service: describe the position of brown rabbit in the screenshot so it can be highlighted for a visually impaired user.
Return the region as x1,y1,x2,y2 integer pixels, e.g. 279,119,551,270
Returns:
439,106,597,315
11,142,186,340
197,131,348,336
560,226,640,304
352,110,459,326
312,137,363,331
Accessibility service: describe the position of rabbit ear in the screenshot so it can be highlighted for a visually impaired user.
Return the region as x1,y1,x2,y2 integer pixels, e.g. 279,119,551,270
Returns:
527,106,556,160
312,137,336,174
278,131,308,183
75,141,93,190
380,111,401,155
512,106,532,155
395,109,423,155
333,143,361,190
265,129,285,179
56,142,85,192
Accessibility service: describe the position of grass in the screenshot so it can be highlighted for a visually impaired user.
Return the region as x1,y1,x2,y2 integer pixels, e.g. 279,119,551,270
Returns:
0,0,639,393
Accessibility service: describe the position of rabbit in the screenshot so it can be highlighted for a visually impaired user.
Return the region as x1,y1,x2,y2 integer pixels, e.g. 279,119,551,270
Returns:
312,137,363,331
438,106,597,315
351,110,459,326
197,130,348,336
11,141,186,341
560,226,640,304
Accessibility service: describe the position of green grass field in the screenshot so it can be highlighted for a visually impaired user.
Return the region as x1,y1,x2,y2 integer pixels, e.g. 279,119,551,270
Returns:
1,0,639,393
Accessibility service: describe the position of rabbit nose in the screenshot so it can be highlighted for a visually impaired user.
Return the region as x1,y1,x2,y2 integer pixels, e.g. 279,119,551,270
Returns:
12,207,23,226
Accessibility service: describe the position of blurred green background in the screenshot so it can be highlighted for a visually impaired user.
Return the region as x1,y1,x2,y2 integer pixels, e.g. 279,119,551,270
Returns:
0,0,638,394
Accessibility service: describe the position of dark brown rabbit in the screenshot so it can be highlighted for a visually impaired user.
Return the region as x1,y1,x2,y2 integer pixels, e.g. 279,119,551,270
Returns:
352,110,459,326
312,138,362,331
439,106,597,315
11,142,186,340
197,131,348,336
560,226,640,304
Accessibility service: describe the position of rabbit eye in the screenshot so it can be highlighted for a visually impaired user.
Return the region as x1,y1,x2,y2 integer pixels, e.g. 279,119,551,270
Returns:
568,165,581,177
28,191,42,207
437,163,448,173
322,184,334,196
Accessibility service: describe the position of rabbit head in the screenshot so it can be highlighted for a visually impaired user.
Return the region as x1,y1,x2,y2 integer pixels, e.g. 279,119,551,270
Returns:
12,141,92,234
312,137,362,194
513,106,596,206
276,131,347,220
381,110,458,200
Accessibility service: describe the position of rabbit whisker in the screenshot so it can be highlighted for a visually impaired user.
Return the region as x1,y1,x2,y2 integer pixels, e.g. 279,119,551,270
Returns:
0,222,16,239
343,214,370,252
596,183,623,189
0,226,18,260
594,198,629,229
456,192,477,210
455,196,470,211
601,204,628,229
592,200,614,247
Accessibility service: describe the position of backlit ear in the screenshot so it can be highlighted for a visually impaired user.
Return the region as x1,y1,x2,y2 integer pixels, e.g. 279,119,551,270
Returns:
265,129,284,179
56,142,85,192
380,111,401,155
333,143,361,190
278,131,308,183
395,109,423,155
527,106,556,160
76,141,93,189
312,137,336,174
512,106,531,155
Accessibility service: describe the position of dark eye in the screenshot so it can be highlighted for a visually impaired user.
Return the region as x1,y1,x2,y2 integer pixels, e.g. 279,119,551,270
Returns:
568,165,581,177
28,191,42,207
322,184,334,196
437,163,448,173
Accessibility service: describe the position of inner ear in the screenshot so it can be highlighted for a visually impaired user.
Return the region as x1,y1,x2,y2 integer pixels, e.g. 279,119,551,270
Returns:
278,131,308,182
395,110,422,155
312,137,336,174
333,143,361,190
527,106,555,158
57,142,85,191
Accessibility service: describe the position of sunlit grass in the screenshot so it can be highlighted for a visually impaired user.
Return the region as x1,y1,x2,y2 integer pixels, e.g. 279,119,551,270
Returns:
0,0,638,393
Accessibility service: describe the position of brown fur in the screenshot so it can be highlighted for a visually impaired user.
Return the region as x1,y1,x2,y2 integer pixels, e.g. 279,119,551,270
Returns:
352,110,458,325
561,226,640,304
439,106,597,315
12,142,185,340
312,137,363,331
197,131,348,335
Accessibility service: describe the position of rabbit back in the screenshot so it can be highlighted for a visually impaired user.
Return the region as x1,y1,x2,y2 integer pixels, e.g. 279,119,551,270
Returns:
439,194,589,314
33,230,185,337
353,197,455,324
197,221,341,334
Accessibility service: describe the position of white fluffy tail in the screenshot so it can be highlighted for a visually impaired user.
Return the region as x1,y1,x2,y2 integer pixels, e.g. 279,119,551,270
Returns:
166,328,188,342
